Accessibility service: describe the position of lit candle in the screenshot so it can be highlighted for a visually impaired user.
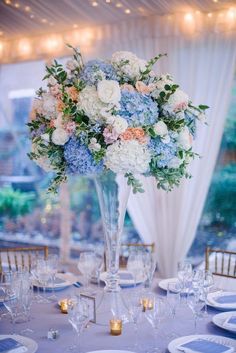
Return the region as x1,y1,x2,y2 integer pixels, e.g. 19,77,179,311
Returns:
141,298,153,311
110,319,122,335
60,299,69,314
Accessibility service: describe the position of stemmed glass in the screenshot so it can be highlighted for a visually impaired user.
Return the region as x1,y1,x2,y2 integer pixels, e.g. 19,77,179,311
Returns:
47,254,59,301
145,298,167,353
177,261,192,299
78,252,96,294
67,297,90,352
202,270,214,316
127,251,144,288
167,282,180,318
35,259,52,303
143,252,156,289
187,292,205,334
126,293,143,351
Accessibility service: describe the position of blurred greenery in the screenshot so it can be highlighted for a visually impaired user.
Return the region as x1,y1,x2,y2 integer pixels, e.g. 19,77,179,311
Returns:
0,187,36,218
203,163,236,227
221,86,236,150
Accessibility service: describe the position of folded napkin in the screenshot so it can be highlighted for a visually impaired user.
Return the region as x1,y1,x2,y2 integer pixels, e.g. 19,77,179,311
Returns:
223,315,236,331
215,295,236,304
0,338,27,353
178,338,234,353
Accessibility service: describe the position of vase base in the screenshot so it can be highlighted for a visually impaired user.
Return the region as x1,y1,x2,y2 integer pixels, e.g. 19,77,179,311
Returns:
95,289,129,326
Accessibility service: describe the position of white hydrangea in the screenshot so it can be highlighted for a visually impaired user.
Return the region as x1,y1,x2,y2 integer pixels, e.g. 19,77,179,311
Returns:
97,80,121,105
151,75,174,99
168,156,183,169
78,86,107,123
111,51,147,80
163,89,189,114
32,143,54,172
41,92,57,118
178,126,193,150
105,140,151,174
51,128,69,146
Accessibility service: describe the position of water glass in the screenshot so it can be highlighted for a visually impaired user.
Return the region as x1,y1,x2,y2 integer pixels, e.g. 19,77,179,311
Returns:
143,252,156,288
127,251,144,288
187,292,205,333
126,293,143,350
167,282,180,318
78,252,96,292
47,254,59,301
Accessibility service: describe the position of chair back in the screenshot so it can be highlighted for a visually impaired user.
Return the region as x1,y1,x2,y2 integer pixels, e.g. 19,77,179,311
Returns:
0,246,48,273
205,247,236,279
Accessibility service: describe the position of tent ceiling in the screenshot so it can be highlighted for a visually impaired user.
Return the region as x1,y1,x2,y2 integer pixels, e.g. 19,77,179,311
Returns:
0,0,235,39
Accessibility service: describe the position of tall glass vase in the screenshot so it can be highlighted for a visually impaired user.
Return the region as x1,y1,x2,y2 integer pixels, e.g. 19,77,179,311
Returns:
94,170,130,323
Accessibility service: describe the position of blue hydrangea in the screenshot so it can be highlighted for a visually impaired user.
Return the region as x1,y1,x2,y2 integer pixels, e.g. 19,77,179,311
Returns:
118,90,158,127
148,137,177,168
79,60,118,86
64,138,103,175
184,111,196,137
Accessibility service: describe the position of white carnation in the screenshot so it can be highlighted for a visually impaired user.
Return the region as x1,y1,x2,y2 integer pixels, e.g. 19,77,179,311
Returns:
153,121,168,137
97,80,121,105
105,140,151,174
163,89,189,114
178,126,193,150
51,128,69,146
88,137,101,152
78,86,106,123
111,51,147,80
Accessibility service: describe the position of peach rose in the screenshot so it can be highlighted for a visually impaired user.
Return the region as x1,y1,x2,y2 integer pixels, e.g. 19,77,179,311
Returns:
121,83,135,92
135,81,154,95
66,86,79,102
120,129,134,141
57,100,65,112
120,127,148,144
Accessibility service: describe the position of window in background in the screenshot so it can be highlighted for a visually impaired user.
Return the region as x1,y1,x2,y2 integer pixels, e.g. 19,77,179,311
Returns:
188,76,236,264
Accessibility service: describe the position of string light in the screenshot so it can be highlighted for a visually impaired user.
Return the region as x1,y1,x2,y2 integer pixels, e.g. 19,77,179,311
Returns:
92,1,98,6
227,8,236,20
18,38,32,56
14,3,20,8
25,6,30,12
41,18,48,23
184,13,193,21
4,0,11,4
73,24,78,29
207,12,213,18
105,0,111,2
30,14,35,19
124,8,131,14
116,3,122,8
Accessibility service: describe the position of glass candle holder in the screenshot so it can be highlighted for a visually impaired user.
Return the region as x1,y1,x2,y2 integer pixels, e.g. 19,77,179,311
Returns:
60,299,69,314
110,319,122,336
141,298,154,312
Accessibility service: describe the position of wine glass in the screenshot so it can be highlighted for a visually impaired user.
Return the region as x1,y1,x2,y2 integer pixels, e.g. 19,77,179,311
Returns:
78,252,96,293
187,292,205,334
0,271,13,320
143,252,156,288
35,259,52,303
177,261,192,298
167,282,180,318
145,298,167,353
47,254,59,301
126,293,143,351
201,270,214,316
67,297,89,352
127,251,144,288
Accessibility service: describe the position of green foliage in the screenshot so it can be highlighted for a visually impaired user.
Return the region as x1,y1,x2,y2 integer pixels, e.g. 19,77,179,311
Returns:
221,95,236,150
0,187,36,219
204,163,236,227
125,173,144,193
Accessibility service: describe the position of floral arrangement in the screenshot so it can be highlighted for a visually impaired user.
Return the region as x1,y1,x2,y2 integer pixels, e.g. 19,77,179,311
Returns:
28,46,208,193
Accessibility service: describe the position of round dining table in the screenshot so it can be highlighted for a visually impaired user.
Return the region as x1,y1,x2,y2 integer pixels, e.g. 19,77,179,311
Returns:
0,277,235,353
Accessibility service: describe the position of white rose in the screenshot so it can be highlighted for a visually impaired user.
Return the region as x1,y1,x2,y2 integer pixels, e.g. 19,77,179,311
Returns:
178,126,193,150
78,86,107,123
168,157,182,169
51,128,69,146
97,80,121,105
88,138,101,152
153,121,168,137
111,51,147,80
112,116,128,134
41,133,50,143
163,89,189,114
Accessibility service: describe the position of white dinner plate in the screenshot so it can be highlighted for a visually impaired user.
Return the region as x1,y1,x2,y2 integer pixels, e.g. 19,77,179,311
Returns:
168,334,236,353
207,291,236,311
0,334,38,353
212,311,236,334
100,270,145,288
158,277,179,291
33,272,78,291
86,351,135,353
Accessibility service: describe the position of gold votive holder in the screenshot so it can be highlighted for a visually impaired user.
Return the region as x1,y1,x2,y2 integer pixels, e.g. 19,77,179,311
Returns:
110,319,122,336
141,298,153,312
60,299,69,314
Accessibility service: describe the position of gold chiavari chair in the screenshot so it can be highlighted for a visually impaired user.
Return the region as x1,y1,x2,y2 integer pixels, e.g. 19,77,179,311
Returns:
119,242,155,268
205,247,236,279
0,246,48,274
